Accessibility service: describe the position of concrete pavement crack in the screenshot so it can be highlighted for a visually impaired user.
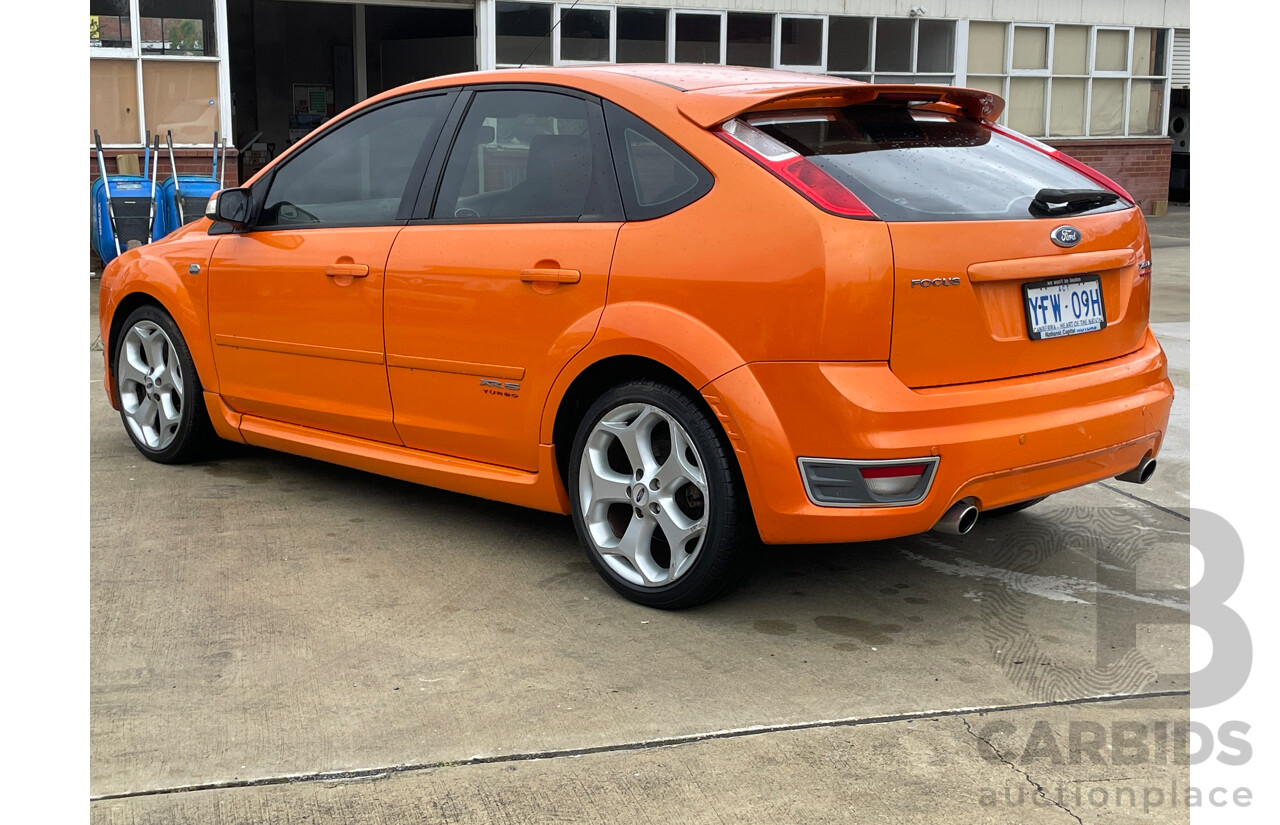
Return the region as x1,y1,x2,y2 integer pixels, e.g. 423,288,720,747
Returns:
961,717,1083,825
90,689,1187,803
1097,482,1190,522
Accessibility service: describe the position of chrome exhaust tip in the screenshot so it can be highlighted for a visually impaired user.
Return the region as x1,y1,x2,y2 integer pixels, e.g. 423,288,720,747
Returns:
1115,456,1157,485
933,498,979,535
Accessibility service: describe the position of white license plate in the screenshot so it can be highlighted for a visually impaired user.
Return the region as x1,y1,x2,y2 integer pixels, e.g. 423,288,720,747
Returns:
1023,275,1107,340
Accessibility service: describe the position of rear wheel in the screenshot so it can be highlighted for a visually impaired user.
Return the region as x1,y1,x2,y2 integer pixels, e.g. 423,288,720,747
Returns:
115,305,216,464
568,380,755,608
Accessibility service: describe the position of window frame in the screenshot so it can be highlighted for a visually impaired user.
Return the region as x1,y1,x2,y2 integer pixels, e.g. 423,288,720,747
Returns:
602,100,714,221
614,6,669,65
963,21,1172,139
670,9,727,65
246,90,460,232
89,0,230,148
554,3,616,65
775,14,827,74
418,84,624,225
494,1,556,69
825,16,958,85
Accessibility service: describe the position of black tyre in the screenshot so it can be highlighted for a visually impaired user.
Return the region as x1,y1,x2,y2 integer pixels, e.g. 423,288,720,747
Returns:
984,496,1048,517
568,380,756,608
114,305,217,464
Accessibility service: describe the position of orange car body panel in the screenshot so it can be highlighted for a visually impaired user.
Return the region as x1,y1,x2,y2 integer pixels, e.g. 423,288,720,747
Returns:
206,225,402,443
98,65,1173,543
384,222,621,472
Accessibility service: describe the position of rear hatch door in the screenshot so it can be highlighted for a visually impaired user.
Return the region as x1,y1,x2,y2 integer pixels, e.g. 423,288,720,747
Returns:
742,103,1149,388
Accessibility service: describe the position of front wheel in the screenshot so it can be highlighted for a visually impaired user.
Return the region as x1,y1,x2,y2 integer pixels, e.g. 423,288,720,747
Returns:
568,380,756,609
114,305,216,464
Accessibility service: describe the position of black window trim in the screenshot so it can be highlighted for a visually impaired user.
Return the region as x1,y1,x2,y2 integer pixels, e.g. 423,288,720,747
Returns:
234,89,461,234
601,100,715,221
409,82,624,225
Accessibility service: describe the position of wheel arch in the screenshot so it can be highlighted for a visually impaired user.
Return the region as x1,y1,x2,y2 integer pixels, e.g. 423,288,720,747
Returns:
106,288,216,403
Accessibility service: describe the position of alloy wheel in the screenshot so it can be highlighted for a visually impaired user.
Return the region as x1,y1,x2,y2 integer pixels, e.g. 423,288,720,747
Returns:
577,403,710,587
118,320,185,451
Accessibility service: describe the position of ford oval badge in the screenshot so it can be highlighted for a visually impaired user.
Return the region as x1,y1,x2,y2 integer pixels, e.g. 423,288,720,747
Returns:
1051,225,1081,248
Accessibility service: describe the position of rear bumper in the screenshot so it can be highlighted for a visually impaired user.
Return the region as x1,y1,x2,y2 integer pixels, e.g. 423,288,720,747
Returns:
702,330,1173,544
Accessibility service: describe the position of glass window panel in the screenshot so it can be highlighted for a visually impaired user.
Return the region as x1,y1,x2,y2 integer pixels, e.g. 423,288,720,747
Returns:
872,74,922,85
875,18,912,72
965,75,1004,98
727,13,772,68
781,18,823,66
1052,25,1088,74
916,20,953,73
1049,78,1086,136
617,8,667,63
1012,26,1047,71
496,2,552,66
675,13,721,64
1094,29,1129,72
142,60,219,143
140,0,217,56
828,17,871,73
967,22,1006,75
1132,28,1167,76
560,8,610,62
1089,77,1125,134
263,95,447,227
91,0,133,49
90,59,139,143
1008,77,1046,135
1129,79,1165,135
434,91,607,221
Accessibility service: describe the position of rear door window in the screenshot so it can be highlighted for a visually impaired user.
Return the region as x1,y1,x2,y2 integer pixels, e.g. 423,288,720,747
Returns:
429,89,622,222
746,106,1130,222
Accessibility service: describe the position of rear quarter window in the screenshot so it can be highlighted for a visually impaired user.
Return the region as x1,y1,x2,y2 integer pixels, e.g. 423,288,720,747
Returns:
604,101,713,221
748,106,1131,222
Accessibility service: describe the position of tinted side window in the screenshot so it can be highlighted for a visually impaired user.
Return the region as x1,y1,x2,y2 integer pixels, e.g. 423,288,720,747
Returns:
603,101,714,220
259,94,448,228
430,89,622,222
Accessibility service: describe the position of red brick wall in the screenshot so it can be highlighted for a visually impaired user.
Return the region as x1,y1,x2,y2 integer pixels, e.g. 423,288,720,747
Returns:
89,147,240,189
1045,138,1172,216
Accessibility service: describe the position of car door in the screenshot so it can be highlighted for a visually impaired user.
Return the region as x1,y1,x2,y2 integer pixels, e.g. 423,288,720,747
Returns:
207,91,454,443
384,87,624,471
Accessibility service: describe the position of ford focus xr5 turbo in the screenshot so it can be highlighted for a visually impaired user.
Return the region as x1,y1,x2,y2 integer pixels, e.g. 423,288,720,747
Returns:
99,65,1173,608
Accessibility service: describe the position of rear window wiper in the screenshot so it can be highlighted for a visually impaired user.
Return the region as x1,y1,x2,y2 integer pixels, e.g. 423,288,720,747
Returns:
1029,188,1120,218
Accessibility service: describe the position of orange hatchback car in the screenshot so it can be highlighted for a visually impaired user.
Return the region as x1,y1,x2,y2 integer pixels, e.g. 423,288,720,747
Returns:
99,65,1173,608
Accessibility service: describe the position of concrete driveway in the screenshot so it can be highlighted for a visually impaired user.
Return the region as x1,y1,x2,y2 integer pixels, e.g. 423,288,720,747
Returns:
90,207,1191,823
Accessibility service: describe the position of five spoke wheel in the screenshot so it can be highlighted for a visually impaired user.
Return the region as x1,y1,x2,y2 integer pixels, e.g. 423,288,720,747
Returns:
569,380,756,608
114,305,214,464
119,320,185,451
579,403,710,587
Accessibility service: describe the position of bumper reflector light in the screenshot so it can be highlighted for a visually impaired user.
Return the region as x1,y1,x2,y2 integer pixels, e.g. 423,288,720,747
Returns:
798,457,940,507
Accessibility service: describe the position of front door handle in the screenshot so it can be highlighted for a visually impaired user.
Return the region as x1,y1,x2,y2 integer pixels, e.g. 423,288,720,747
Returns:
325,263,370,278
520,267,580,285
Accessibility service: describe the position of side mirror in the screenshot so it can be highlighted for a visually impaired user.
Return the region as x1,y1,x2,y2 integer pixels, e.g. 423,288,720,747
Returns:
208,187,252,228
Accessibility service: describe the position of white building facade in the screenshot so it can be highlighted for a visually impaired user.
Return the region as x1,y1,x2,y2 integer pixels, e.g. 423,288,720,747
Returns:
90,0,1191,211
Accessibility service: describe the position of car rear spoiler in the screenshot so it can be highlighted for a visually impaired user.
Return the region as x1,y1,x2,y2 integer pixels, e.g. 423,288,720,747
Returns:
677,84,1005,128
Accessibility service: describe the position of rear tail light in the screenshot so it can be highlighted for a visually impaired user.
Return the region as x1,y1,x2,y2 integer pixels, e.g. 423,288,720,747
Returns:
798,457,939,507
987,123,1136,203
716,119,878,219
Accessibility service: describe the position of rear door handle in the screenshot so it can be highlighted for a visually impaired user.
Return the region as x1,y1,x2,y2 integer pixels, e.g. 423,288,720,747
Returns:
519,268,580,285
325,263,370,278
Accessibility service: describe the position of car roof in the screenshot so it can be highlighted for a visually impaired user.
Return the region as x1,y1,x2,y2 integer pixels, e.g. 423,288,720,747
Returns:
359,65,1003,136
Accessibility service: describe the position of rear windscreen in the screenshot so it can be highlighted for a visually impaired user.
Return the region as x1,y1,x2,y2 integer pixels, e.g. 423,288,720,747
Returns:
746,107,1131,222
